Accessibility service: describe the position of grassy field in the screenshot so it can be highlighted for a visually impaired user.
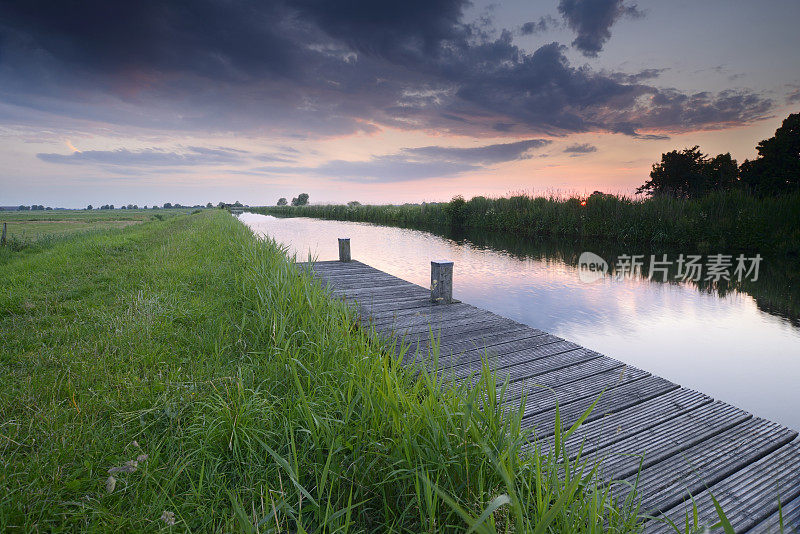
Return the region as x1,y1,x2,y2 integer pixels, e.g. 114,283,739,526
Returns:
0,210,657,532
0,209,197,250
254,190,800,257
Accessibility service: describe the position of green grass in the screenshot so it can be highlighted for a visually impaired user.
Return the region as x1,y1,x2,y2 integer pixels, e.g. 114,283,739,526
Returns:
1,210,748,532
253,190,800,257
0,208,197,246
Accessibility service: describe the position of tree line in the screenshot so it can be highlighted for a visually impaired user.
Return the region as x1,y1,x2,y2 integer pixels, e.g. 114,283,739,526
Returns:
638,112,799,198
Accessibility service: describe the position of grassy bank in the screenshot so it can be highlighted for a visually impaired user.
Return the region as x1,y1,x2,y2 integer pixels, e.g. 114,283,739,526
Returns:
254,191,800,256
1,210,647,531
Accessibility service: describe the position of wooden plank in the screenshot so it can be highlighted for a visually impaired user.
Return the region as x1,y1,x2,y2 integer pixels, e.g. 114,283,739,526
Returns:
328,274,412,286
437,339,581,379
331,285,426,299
391,316,521,342
535,388,711,457
396,322,533,355
375,309,500,337
617,418,797,515
369,303,483,328
355,295,434,312
525,376,678,438
501,356,626,402
749,492,800,534
433,329,551,359
518,365,651,419
586,401,751,481
326,278,416,291
402,322,535,352
369,302,475,323
648,440,800,533
450,347,605,387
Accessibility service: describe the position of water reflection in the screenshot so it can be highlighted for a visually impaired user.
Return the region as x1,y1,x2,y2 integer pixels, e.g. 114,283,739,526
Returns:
240,213,800,430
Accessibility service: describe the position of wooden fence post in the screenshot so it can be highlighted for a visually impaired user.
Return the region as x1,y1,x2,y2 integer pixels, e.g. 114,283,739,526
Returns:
338,238,351,262
1,222,6,246
431,260,453,303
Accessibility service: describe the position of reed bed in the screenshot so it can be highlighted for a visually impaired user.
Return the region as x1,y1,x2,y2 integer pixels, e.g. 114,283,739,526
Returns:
254,191,800,256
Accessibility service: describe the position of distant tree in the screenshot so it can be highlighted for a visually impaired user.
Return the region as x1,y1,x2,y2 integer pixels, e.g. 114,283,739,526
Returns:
637,147,708,198
277,197,288,206
740,112,800,196
347,200,361,207
109,204,115,210
163,202,173,209
121,205,127,209
291,193,309,206
637,146,738,199
18,205,30,211
706,153,739,191
206,202,213,208
86,204,93,210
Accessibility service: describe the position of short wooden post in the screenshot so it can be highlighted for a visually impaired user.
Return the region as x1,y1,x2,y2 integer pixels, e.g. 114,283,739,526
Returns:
1,222,6,246
338,238,351,262
431,260,453,303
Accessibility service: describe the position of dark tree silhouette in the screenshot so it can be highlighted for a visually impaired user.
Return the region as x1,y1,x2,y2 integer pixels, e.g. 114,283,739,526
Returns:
637,146,739,198
291,193,309,206
740,113,800,196
277,197,288,206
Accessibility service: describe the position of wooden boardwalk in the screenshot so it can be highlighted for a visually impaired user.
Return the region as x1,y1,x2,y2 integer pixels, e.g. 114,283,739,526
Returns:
302,260,800,533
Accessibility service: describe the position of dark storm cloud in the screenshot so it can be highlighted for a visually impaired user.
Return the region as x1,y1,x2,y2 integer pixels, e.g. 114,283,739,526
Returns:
563,143,597,154
609,68,666,84
254,138,550,182
557,0,644,57
520,16,560,35
403,139,550,163
0,0,772,139
37,146,250,166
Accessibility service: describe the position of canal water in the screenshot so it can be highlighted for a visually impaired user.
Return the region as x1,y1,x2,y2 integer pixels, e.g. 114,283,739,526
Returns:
240,212,800,430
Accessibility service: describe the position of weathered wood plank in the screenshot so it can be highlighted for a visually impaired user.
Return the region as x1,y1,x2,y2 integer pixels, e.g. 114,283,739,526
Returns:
618,418,797,515
749,492,800,534
525,376,678,438
501,356,626,401
535,388,711,457
648,439,800,533
397,322,534,355
587,401,751,480
437,339,581,378
519,365,651,419
452,347,605,387
388,315,521,341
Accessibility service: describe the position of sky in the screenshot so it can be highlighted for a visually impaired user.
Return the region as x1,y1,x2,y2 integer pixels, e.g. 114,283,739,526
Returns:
1,0,799,208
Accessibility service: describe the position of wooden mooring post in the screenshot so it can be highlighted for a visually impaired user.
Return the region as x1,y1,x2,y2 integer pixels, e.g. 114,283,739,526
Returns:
430,260,453,303
338,238,351,262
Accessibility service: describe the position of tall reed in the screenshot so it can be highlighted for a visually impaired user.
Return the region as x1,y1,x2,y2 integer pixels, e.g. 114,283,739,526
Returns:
253,190,800,256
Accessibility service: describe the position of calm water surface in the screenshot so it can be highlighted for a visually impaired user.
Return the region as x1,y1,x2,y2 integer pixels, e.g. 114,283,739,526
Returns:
241,213,800,430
